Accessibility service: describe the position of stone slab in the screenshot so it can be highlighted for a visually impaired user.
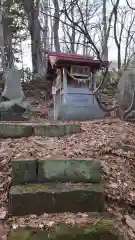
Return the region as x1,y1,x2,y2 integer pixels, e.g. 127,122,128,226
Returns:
0,111,26,121
2,68,24,100
33,124,65,137
0,123,33,138
8,220,125,240
9,183,104,215
12,159,37,185
0,123,81,138
38,159,101,183
64,124,81,134
11,159,101,185
33,124,81,137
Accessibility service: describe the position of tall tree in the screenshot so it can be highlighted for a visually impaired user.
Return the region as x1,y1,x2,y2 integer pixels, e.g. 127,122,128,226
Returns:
0,0,27,69
52,0,61,52
20,0,41,74
102,0,108,61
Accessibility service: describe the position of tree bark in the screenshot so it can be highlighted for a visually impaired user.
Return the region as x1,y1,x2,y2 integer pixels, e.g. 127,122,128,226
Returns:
52,0,60,52
71,0,75,53
24,0,42,74
102,0,108,61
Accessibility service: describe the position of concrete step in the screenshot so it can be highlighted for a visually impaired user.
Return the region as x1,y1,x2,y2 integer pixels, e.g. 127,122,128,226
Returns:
33,123,81,137
12,159,101,185
0,122,81,138
126,118,135,122
8,214,125,240
9,183,104,216
0,122,33,138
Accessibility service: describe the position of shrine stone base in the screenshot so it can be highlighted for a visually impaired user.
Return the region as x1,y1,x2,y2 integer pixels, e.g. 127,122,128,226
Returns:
51,104,105,121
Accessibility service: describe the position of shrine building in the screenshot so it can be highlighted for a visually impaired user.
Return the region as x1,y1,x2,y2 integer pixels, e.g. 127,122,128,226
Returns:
46,51,108,121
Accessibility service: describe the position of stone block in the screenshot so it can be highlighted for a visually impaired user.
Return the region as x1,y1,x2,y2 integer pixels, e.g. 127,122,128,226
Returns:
64,124,81,134
0,123,33,138
8,219,125,240
0,111,27,121
38,159,101,183
33,124,65,137
12,159,37,185
33,124,81,137
9,183,104,215
0,123,81,138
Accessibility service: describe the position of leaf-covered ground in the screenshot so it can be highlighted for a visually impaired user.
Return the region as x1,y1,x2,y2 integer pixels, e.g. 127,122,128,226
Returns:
0,118,135,239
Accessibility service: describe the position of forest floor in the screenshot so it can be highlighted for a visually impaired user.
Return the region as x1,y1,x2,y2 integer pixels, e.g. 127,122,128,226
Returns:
0,118,135,239
0,89,135,239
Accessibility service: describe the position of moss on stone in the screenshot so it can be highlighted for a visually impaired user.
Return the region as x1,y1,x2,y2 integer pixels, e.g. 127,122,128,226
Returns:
10,183,104,194
9,183,104,215
83,220,114,235
8,221,124,240
23,184,51,191
8,228,47,240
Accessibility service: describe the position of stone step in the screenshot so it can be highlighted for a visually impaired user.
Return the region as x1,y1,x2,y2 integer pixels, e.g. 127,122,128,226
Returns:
0,122,33,138
9,183,104,216
33,123,81,137
12,159,101,185
0,122,81,138
126,119,135,122
8,216,125,240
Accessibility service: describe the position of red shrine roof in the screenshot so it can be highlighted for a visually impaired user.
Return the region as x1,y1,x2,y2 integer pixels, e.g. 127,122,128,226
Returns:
45,51,108,69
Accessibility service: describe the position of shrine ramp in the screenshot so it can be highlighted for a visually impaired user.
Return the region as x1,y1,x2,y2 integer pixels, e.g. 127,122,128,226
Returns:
47,52,106,121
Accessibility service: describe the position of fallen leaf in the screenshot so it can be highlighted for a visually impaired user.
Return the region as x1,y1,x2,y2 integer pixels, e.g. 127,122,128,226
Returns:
46,221,55,227
0,209,7,220
125,215,135,232
128,228,135,239
12,224,18,229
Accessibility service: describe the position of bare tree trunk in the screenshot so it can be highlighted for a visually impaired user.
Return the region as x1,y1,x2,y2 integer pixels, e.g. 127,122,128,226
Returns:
0,1,6,71
117,46,121,70
52,0,60,52
3,14,14,69
26,0,42,74
113,0,122,70
4,32,13,69
48,0,53,51
28,13,37,74
71,0,75,53
83,0,88,55
102,0,108,61
123,14,135,68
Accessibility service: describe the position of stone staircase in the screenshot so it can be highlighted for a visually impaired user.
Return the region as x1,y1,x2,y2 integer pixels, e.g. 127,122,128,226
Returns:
8,159,125,239
9,159,104,215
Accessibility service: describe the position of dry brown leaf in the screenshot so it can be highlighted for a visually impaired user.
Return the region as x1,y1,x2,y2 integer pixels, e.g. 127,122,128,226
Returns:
0,208,7,220
125,215,135,232
128,228,135,239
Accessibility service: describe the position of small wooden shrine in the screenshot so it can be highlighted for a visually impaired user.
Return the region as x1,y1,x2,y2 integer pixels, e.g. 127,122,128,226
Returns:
47,52,107,120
